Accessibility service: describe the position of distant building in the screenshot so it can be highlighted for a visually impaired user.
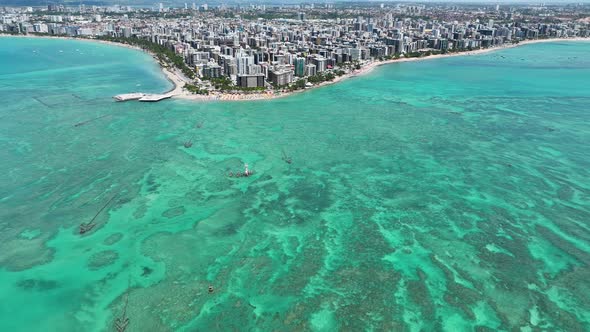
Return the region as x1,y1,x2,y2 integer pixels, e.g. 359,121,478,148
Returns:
77,28,93,35
33,23,48,33
122,27,131,38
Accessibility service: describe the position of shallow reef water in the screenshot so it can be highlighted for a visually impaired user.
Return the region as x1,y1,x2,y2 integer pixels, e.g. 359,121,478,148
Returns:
0,38,589,331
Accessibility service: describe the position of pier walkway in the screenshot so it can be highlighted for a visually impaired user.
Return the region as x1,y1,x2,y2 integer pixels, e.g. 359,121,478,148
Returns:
113,92,175,103
138,94,173,102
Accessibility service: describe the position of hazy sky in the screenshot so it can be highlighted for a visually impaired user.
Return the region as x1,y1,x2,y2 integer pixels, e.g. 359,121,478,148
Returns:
3,0,590,6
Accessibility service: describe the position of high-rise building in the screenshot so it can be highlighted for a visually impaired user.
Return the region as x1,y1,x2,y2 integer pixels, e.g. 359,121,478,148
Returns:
122,27,132,38
349,48,361,60
236,53,255,75
247,64,262,75
305,64,317,77
295,57,306,77
312,57,327,72
203,63,222,78
237,74,265,88
268,68,293,86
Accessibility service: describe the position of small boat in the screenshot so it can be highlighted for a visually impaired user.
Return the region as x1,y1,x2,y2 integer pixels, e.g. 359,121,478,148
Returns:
228,163,255,178
183,140,193,148
281,149,292,164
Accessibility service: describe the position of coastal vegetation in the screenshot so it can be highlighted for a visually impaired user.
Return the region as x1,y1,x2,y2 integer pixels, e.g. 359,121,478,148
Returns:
378,54,402,61
202,77,266,92
184,84,209,95
286,71,342,92
307,72,336,84
334,69,346,76
287,79,307,91
95,36,196,79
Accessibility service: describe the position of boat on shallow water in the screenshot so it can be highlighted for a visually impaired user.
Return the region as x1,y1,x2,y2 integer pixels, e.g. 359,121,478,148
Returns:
228,163,255,178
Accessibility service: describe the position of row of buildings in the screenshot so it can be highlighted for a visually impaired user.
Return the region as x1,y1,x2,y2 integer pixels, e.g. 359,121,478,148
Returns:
2,3,589,89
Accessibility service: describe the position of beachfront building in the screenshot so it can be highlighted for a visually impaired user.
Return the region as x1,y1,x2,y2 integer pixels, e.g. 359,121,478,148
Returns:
305,64,317,77
268,68,294,87
203,63,221,79
237,74,265,88
312,57,328,73
295,57,306,77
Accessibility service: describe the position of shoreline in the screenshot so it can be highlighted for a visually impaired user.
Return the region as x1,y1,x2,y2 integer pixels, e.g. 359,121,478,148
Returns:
171,37,590,102
0,34,188,97
2,34,589,102
178,37,590,102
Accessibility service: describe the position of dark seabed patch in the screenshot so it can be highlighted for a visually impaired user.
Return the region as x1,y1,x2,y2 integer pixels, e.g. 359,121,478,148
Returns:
87,250,119,270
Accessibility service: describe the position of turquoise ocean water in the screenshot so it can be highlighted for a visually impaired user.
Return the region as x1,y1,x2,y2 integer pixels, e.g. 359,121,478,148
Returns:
0,37,589,331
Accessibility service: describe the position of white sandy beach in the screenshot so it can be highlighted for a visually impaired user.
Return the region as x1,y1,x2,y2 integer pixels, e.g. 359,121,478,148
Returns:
2,34,588,102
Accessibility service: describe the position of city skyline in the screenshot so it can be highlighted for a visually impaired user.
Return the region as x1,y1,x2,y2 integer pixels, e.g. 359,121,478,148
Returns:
4,1,590,6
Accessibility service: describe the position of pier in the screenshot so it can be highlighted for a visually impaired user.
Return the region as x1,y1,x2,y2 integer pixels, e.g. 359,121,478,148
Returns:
113,93,145,102
113,93,174,103
138,94,173,102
